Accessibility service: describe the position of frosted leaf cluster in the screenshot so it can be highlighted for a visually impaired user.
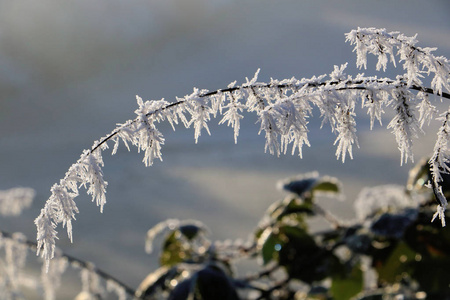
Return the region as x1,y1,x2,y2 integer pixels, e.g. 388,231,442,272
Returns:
354,184,418,220
429,110,450,226
346,27,450,221
386,91,421,165
0,187,35,216
35,28,450,267
346,27,450,94
145,219,210,255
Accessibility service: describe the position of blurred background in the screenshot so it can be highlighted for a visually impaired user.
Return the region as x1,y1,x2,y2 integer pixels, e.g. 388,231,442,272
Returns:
0,0,449,297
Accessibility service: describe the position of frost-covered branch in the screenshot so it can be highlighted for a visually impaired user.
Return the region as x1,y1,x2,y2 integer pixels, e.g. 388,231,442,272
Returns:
36,28,450,267
429,110,450,226
0,230,134,299
346,27,450,94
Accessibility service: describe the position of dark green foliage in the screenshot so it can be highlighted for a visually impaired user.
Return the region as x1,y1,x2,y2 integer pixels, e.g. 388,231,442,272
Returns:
370,209,417,239
160,231,188,267
137,161,450,300
169,265,239,300
330,264,363,300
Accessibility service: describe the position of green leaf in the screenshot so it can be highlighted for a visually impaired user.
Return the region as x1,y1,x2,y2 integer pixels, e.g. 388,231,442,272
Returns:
275,198,314,223
375,241,416,284
160,231,188,267
281,225,315,244
312,179,340,194
260,228,283,265
331,264,363,300
277,226,333,283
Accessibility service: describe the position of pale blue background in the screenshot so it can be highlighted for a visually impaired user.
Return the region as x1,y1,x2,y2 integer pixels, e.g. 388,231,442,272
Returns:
0,0,449,297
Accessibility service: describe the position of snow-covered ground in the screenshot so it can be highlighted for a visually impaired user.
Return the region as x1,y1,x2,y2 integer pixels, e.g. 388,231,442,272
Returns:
0,0,449,296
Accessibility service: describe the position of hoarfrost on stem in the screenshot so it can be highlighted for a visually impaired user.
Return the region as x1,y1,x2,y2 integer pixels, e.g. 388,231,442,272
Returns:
387,90,421,165
35,28,450,267
35,207,58,272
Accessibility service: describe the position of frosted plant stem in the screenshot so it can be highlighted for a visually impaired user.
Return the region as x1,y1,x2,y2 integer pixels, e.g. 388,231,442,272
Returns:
35,28,450,268
0,230,137,298
89,81,450,155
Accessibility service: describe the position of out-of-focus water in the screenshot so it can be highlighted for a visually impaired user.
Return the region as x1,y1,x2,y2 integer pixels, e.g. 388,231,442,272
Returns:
0,0,449,297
